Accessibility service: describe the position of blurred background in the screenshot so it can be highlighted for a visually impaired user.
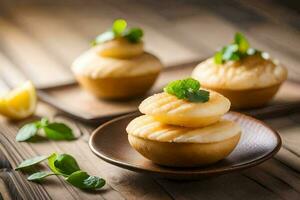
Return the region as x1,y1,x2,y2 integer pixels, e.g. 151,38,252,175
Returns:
0,0,299,89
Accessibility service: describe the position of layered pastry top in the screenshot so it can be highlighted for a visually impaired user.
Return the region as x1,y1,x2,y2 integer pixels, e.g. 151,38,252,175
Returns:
137,78,231,128
192,33,287,90
126,115,241,143
71,19,163,79
139,90,230,119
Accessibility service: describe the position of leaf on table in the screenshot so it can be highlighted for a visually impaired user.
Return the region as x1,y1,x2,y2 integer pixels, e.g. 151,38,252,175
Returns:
16,123,38,142
15,155,49,170
43,123,75,140
27,171,55,182
66,171,105,189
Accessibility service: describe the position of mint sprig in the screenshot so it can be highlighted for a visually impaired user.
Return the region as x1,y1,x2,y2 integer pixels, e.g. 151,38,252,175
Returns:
16,118,75,142
164,78,209,103
214,32,266,64
15,153,105,190
91,19,143,45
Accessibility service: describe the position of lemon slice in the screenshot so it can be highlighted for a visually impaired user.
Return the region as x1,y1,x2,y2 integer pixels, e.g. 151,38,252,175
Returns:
0,81,37,120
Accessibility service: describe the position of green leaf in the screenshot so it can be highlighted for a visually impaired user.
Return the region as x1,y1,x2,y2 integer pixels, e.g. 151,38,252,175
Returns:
214,51,223,64
222,44,239,60
16,123,38,142
48,153,60,174
54,154,80,176
43,123,74,140
234,32,249,53
27,171,55,182
112,19,127,36
164,78,209,103
15,155,49,170
66,171,105,190
48,153,80,176
91,19,143,45
187,90,210,102
123,28,143,43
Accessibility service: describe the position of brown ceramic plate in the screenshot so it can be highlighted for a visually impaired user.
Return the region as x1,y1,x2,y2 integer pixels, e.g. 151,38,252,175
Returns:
89,112,281,180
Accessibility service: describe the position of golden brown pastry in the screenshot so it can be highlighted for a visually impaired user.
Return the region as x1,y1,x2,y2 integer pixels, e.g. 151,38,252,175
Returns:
71,19,163,99
126,78,241,167
139,90,230,128
192,33,287,109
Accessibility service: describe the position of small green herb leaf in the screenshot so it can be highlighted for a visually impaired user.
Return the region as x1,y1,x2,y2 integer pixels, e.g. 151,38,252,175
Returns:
16,123,38,142
54,154,80,176
48,153,60,174
43,123,74,140
214,32,266,64
27,171,55,182
66,171,105,190
91,19,143,45
234,32,249,53
214,51,223,64
124,28,143,43
187,90,210,102
112,19,127,36
15,155,49,170
164,78,209,103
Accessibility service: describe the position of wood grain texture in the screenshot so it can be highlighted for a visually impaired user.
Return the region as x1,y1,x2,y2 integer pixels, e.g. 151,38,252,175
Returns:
0,0,299,199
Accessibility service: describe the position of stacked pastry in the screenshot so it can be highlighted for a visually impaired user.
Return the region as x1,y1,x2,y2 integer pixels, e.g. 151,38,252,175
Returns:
126,78,241,167
71,19,163,100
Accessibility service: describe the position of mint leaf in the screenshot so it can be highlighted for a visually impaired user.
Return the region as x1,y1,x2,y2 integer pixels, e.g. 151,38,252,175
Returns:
17,153,106,190
214,32,266,64
48,153,80,176
164,80,186,99
124,28,143,43
16,123,38,142
27,171,55,182
54,154,80,176
234,32,249,53
66,171,105,190
187,90,210,102
48,153,60,174
91,19,143,45
214,51,223,64
15,155,49,170
43,123,74,140
112,19,127,36
164,78,209,103
222,44,239,60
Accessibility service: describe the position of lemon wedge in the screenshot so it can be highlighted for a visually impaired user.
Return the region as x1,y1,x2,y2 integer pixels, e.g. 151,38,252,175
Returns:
0,81,37,120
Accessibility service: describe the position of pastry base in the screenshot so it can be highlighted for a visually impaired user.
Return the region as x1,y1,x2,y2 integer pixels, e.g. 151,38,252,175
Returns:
128,133,241,167
204,84,282,109
76,72,160,100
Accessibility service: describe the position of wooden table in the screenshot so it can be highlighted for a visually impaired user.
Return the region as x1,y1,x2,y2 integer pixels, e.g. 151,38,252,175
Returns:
0,0,300,199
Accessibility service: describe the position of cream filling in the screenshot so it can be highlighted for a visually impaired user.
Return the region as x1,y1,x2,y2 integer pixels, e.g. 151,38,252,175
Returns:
126,115,241,143
139,91,230,118
71,49,163,78
192,56,287,90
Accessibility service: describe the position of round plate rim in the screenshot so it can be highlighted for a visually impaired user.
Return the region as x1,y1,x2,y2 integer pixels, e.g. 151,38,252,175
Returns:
89,111,282,177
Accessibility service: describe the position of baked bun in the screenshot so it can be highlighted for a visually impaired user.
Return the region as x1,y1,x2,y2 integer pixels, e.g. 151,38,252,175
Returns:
192,33,287,109
139,91,230,128
71,19,163,100
126,115,241,167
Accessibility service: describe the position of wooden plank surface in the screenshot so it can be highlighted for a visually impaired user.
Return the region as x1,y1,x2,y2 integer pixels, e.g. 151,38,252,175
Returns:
0,0,300,199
